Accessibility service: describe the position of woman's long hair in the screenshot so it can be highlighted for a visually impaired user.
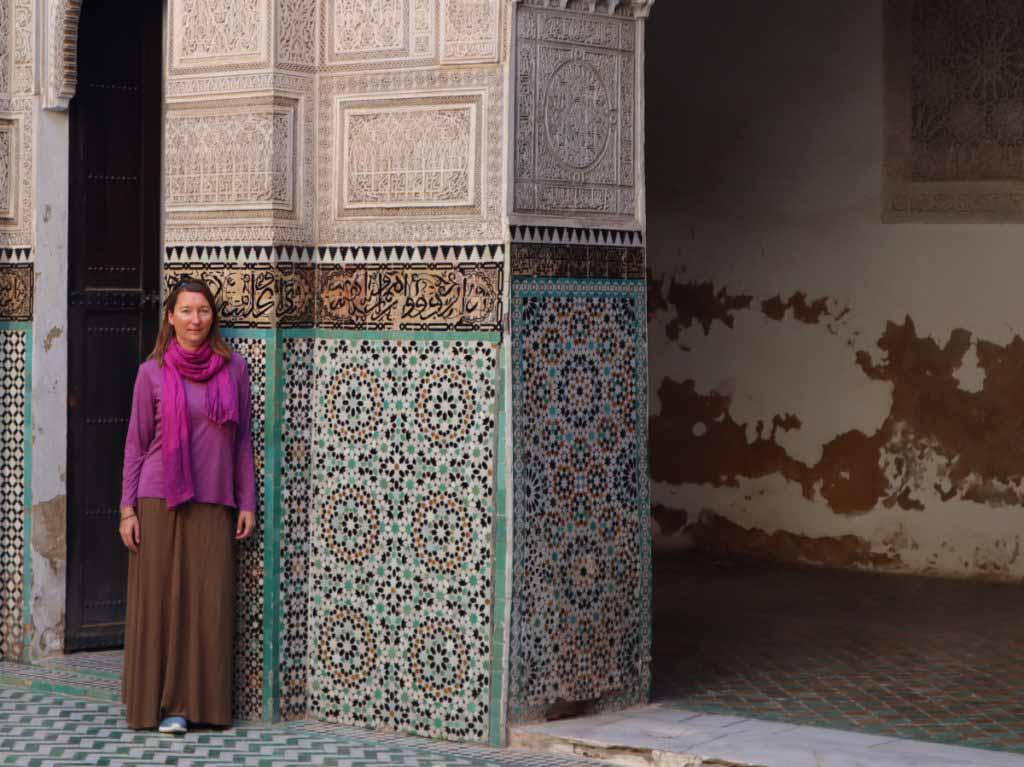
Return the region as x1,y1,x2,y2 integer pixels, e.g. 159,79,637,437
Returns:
148,278,233,365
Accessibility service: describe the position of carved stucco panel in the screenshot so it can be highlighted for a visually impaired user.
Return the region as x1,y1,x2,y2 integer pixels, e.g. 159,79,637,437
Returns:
12,0,32,95
318,67,504,246
321,0,436,69
166,103,296,213
165,80,315,247
169,0,272,75
0,120,16,220
42,0,80,110
340,101,479,214
276,0,318,70
0,1,10,99
0,102,32,248
514,3,638,224
440,0,501,64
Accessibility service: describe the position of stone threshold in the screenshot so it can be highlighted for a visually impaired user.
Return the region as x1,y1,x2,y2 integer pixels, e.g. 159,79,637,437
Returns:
509,704,1024,767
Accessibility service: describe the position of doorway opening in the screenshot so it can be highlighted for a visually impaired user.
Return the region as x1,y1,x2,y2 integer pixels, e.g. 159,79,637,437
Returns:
65,0,163,652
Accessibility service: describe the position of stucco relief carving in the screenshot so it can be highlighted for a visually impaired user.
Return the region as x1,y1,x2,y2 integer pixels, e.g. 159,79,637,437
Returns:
320,0,507,70
169,0,271,75
277,0,317,70
516,0,653,18
165,84,315,247
0,1,10,98
440,0,501,63
166,104,296,212
322,0,436,69
12,0,32,95
0,103,31,248
514,3,638,223
885,0,1024,221
42,0,80,110
0,121,16,220
319,67,504,245
342,103,478,211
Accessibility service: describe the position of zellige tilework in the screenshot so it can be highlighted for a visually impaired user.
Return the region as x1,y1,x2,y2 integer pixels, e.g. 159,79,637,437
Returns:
0,328,27,663
280,335,314,720
308,335,500,742
509,278,650,722
224,333,268,721
0,683,609,767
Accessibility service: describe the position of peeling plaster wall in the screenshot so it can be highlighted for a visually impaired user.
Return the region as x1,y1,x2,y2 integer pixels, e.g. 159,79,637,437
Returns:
646,0,1024,580
28,108,69,658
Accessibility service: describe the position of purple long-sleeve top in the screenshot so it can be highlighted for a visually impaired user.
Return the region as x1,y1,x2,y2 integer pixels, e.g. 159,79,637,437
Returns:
120,353,258,512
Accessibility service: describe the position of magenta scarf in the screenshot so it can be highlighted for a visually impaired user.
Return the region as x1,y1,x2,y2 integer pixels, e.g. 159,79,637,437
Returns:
161,338,239,509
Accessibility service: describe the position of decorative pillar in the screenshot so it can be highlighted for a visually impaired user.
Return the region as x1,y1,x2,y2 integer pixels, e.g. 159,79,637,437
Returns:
0,0,36,663
507,0,654,723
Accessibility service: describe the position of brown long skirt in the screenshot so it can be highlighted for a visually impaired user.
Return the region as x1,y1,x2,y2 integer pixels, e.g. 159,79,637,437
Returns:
121,497,235,729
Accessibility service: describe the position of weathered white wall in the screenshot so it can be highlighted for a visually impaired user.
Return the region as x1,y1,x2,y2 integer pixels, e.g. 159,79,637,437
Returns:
647,0,1024,579
29,107,69,658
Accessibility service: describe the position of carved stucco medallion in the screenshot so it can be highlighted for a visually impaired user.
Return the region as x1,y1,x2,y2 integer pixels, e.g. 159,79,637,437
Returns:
514,3,638,224
543,57,614,171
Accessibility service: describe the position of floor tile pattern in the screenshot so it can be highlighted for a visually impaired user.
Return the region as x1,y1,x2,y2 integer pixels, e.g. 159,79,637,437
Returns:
0,686,603,767
654,556,1024,755
309,336,500,743
509,278,650,722
0,659,120,701
226,336,268,721
0,329,26,662
36,650,123,677
281,336,314,720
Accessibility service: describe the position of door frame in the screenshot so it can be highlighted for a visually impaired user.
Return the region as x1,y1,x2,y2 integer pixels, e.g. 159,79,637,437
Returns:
27,0,167,660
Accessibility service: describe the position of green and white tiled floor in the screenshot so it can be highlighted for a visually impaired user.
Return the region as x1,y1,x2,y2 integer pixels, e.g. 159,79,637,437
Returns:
0,664,596,767
653,555,1024,755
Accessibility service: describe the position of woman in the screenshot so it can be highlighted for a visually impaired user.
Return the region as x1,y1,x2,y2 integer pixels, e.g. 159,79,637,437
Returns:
118,278,257,734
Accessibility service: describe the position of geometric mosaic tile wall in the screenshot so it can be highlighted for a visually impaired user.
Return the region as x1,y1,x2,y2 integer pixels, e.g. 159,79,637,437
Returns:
508,276,651,722
307,334,501,743
223,333,269,721
280,335,314,721
0,327,28,663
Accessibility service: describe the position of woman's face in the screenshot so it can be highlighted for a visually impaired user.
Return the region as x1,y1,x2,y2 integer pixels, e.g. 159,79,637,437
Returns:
168,290,214,350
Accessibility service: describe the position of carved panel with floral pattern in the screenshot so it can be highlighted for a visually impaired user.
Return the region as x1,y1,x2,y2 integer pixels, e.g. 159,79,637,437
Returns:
169,0,272,75
166,101,297,213
12,0,32,95
277,0,318,70
0,121,16,220
340,100,480,214
320,0,437,70
319,67,504,245
885,0,1024,221
514,3,638,224
0,104,31,248
440,0,501,64
165,79,315,247
0,0,10,99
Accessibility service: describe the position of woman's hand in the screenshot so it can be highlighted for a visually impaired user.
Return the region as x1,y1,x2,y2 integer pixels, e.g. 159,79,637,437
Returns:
119,506,140,553
235,510,256,540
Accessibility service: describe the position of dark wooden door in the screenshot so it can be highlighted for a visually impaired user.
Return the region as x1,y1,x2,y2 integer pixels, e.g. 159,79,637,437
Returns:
66,0,162,651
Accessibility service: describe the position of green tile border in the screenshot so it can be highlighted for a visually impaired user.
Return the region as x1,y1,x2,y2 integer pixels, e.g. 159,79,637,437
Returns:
0,322,33,661
487,349,508,747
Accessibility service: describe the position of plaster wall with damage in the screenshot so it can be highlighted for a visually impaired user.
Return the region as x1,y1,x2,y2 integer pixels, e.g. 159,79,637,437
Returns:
647,0,1024,579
